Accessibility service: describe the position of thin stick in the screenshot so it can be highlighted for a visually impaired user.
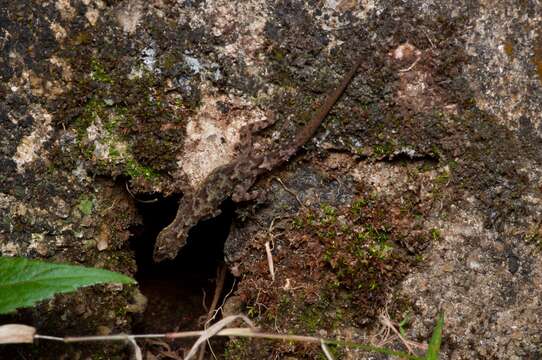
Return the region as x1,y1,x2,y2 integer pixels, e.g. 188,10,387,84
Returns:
379,313,426,352
185,316,256,360
127,336,143,360
399,56,421,73
264,241,275,282
273,177,304,208
63,333,167,342
321,339,335,360
33,317,421,360
197,265,226,360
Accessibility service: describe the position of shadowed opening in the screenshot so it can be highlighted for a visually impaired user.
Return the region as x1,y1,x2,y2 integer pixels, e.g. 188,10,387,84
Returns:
130,194,235,345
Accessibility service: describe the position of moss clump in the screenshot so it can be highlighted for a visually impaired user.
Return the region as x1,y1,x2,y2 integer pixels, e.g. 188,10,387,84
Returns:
78,196,94,215
125,158,158,180
74,98,106,141
524,224,542,250
232,187,431,358
430,228,442,241
68,92,164,183
373,141,395,158
54,24,193,187
309,203,404,301
350,198,369,215
434,168,451,185
223,338,252,359
90,59,114,84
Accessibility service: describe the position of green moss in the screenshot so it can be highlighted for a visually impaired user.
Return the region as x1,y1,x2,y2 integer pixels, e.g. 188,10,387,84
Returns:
161,52,177,70
434,169,450,185
274,295,336,337
2,214,12,228
320,203,337,224
271,47,286,61
72,31,91,46
115,306,127,317
108,147,120,158
90,59,114,84
224,338,251,360
309,197,414,307
246,304,259,318
74,98,105,140
291,216,304,229
373,141,395,157
368,241,393,259
78,196,94,215
525,226,542,249
430,228,442,241
351,198,368,215
125,158,158,180
300,306,322,333
104,113,122,135
318,344,340,360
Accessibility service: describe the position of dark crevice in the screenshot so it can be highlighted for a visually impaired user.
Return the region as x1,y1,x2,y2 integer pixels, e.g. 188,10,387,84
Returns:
130,194,235,339
377,152,440,165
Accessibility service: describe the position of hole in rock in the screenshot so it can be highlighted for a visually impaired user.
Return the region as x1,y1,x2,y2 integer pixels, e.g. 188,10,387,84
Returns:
130,194,235,339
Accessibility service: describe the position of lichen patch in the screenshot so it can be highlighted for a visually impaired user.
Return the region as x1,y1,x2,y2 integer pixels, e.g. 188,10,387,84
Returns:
85,7,100,26
55,0,77,21
49,22,68,41
179,90,268,187
208,0,270,68
13,105,53,173
116,0,143,34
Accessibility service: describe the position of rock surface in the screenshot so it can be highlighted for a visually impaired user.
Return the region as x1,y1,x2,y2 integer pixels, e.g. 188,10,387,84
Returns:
1,0,541,359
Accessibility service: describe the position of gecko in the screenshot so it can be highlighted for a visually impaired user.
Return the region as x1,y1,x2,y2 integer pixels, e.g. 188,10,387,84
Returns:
153,57,362,262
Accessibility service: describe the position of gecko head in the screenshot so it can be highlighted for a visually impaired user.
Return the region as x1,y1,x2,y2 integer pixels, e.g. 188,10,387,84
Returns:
152,244,173,263
153,226,186,263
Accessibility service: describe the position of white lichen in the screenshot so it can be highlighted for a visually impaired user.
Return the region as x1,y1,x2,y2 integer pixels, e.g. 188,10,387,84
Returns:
13,105,53,173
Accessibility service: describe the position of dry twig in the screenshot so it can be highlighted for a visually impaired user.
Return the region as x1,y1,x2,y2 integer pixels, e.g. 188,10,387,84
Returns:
197,265,227,360
12,314,423,360
264,241,275,282
272,177,304,208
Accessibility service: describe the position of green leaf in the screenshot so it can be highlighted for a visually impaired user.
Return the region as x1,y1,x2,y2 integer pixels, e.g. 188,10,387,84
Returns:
78,197,94,215
0,257,135,314
425,313,444,360
398,311,411,337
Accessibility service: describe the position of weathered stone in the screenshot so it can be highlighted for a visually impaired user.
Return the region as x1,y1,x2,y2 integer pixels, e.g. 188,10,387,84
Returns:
1,0,541,359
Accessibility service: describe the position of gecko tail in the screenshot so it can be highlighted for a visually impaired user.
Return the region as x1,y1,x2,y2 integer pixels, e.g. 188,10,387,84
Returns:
293,57,362,146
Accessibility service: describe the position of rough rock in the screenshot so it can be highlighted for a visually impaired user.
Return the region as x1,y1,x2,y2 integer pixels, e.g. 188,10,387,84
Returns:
1,0,541,359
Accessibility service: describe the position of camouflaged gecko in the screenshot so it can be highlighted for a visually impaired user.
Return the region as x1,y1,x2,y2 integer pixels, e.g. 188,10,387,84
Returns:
153,58,362,262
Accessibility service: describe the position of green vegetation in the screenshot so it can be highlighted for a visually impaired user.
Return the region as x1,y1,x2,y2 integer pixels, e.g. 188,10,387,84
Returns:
351,198,368,215
0,257,134,314
125,158,158,180
90,59,113,84
425,313,445,360
430,228,442,241
373,141,395,157
524,224,542,249
222,313,444,360
71,95,160,181
77,196,94,216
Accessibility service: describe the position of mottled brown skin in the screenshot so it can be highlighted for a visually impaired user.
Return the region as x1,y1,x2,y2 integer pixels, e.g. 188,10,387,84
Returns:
153,58,362,262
